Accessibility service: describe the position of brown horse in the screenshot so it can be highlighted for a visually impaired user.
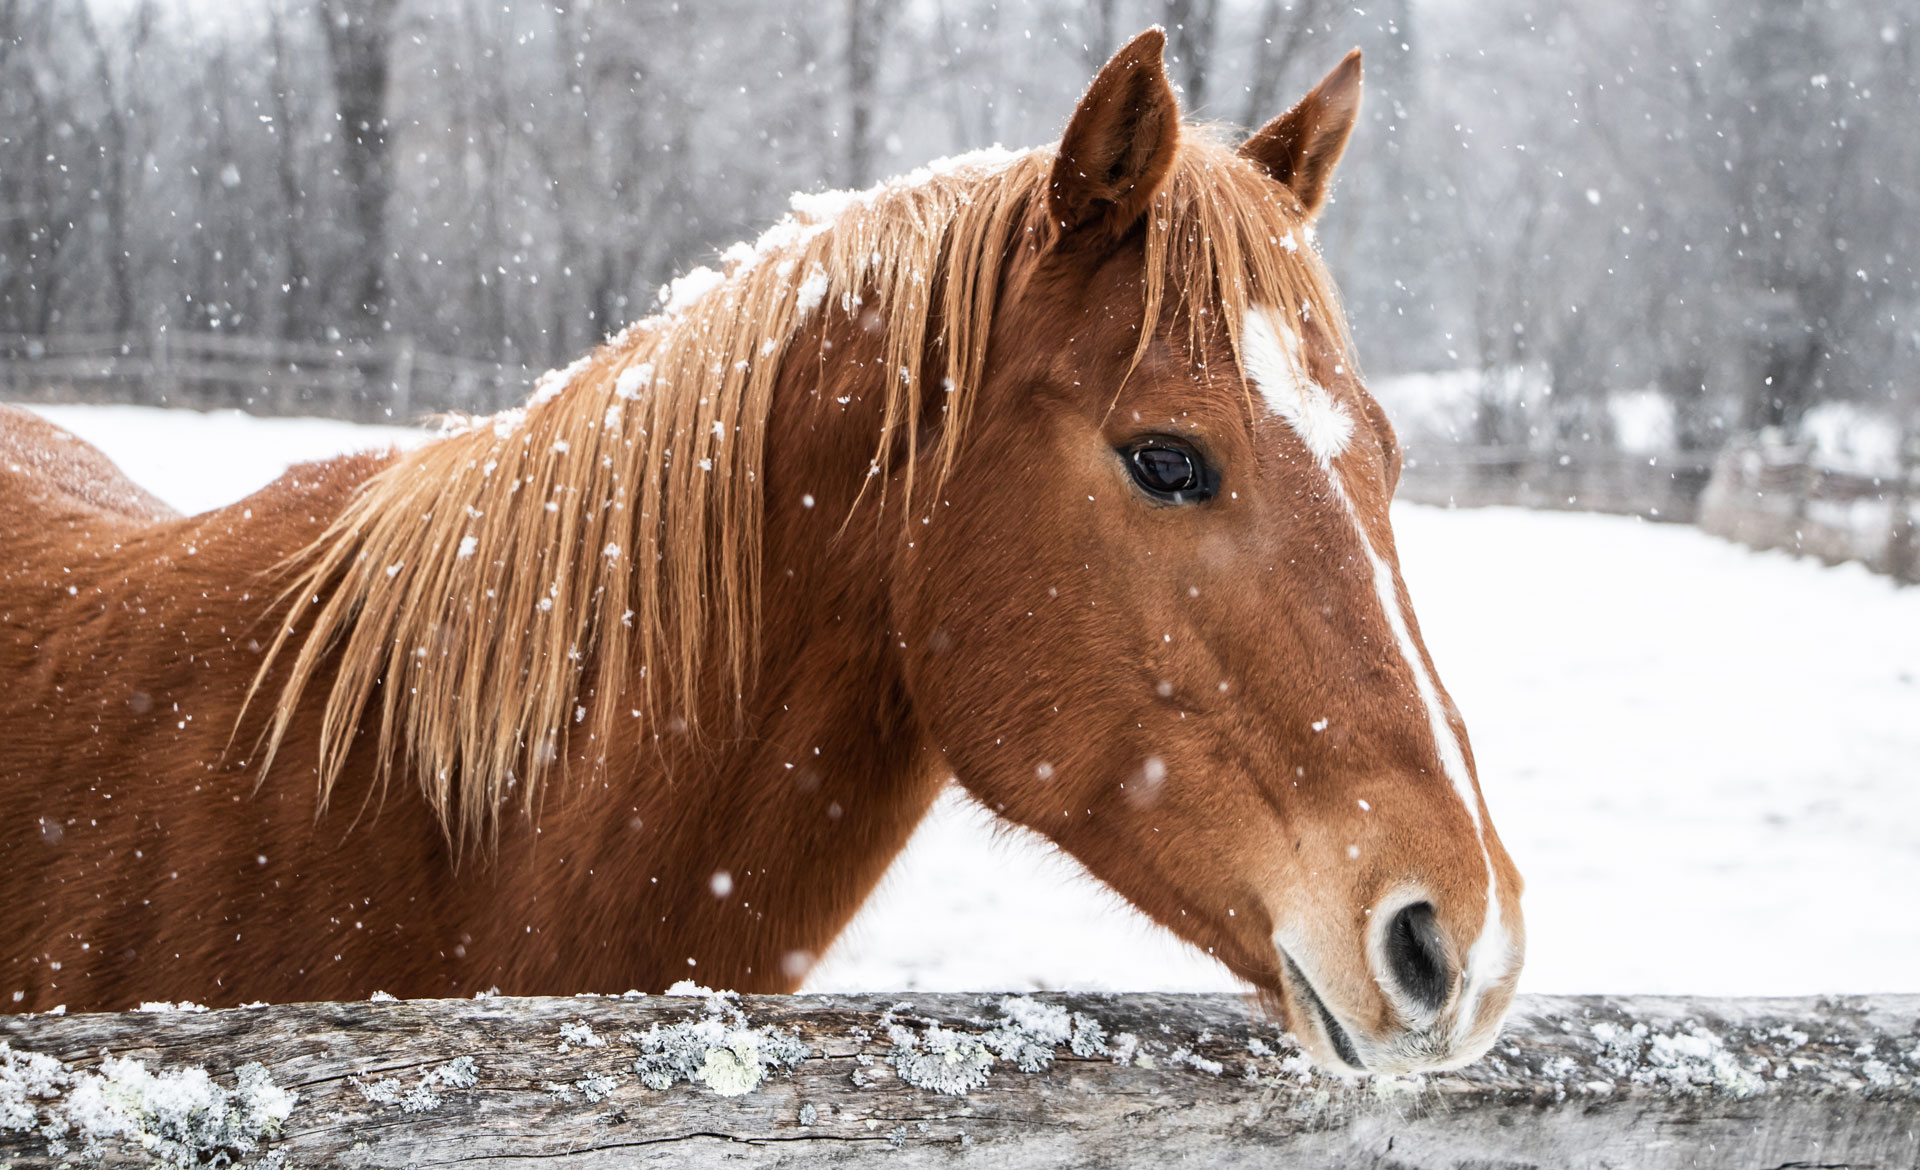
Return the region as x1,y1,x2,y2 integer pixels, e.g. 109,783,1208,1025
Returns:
0,31,1522,1074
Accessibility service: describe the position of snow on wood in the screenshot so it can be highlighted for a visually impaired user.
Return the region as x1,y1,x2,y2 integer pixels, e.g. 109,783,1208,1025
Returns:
4,992,1917,1168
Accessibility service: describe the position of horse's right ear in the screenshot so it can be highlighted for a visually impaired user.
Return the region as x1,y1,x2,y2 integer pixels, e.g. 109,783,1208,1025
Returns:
1047,27,1180,246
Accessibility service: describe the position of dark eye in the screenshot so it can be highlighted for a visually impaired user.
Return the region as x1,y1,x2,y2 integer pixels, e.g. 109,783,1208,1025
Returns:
1122,441,1216,504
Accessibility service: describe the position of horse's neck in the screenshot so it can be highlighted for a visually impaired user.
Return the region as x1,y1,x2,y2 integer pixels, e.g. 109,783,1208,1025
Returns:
538,592,940,991
489,316,947,992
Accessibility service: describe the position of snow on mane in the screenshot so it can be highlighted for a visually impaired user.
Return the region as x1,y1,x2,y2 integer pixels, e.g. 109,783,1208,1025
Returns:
787,144,1027,223
499,147,1031,436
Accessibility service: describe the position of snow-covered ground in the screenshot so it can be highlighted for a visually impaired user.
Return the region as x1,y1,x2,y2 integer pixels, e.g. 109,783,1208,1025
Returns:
18,404,427,517
17,403,1920,998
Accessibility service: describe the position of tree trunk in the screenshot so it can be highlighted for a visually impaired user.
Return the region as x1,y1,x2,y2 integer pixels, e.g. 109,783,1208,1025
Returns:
843,0,893,186
1080,0,1118,70
75,2,148,337
1161,0,1217,111
317,0,399,340
267,7,311,344
1240,0,1329,126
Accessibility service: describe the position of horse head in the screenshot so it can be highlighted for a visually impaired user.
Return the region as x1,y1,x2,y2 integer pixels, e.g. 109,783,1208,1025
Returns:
887,31,1525,1074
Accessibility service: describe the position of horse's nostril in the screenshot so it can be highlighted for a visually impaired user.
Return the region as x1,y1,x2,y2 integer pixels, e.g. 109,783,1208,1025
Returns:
1385,901,1450,1013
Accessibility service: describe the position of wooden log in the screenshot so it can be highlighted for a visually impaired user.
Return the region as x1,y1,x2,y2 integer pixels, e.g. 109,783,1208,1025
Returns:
3,991,1917,1168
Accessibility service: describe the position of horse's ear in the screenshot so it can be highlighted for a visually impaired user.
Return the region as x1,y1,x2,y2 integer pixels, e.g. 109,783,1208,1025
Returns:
1240,49,1363,219
1048,27,1180,245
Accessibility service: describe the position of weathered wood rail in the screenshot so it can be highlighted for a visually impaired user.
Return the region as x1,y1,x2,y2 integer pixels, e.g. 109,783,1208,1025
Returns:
1395,446,1717,524
4,992,1917,1168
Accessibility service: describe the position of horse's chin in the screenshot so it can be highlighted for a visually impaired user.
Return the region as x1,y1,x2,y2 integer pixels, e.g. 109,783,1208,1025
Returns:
1257,948,1513,1077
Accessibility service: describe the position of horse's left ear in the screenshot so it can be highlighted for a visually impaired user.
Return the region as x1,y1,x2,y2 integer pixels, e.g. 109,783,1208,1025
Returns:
1240,48,1363,218
1048,27,1181,245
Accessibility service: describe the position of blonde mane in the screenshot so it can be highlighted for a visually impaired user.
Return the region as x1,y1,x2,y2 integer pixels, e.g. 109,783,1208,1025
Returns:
251,132,1352,846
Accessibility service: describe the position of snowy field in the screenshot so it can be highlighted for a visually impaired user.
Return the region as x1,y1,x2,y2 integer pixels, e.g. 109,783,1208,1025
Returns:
17,403,1920,998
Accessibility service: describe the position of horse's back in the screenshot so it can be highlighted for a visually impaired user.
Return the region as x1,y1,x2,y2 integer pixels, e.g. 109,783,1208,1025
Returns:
0,410,405,1011
0,404,181,528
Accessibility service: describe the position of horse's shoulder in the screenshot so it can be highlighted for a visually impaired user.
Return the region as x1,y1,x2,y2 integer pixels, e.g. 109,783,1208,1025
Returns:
0,404,181,526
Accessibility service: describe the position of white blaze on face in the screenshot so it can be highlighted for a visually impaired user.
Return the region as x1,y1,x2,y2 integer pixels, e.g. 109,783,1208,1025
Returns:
1240,305,1512,1043
1239,308,1354,468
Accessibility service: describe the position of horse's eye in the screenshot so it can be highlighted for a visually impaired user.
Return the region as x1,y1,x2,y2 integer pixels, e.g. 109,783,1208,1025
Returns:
1123,441,1215,503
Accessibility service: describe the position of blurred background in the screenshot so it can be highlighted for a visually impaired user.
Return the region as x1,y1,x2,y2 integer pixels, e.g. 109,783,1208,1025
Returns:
4,0,1917,573
4,0,1918,995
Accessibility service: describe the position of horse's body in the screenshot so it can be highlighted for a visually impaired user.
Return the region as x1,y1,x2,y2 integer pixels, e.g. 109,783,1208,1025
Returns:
1,33,1523,1073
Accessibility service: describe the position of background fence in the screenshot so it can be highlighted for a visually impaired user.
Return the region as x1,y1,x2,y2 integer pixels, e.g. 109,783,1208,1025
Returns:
0,332,1720,518
8,334,1919,584
1700,432,1920,584
1395,447,1718,524
0,332,527,423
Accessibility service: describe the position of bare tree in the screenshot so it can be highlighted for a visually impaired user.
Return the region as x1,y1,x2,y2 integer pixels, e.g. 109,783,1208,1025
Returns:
1239,0,1332,126
74,0,153,335
1161,0,1217,110
843,0,896,185
266,5,315,342
317,0,399,338
1081,0,1120,69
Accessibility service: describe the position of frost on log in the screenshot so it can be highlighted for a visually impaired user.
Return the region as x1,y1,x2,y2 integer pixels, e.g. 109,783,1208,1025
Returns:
3,991,1917,1168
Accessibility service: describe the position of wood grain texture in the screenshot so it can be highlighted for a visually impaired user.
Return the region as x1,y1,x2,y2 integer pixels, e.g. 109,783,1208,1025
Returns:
4,992,1918,1168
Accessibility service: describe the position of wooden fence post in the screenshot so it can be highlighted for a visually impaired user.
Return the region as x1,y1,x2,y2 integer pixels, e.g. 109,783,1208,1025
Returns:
150,325,174,407
1888,427,1918,585
390,336,415,423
